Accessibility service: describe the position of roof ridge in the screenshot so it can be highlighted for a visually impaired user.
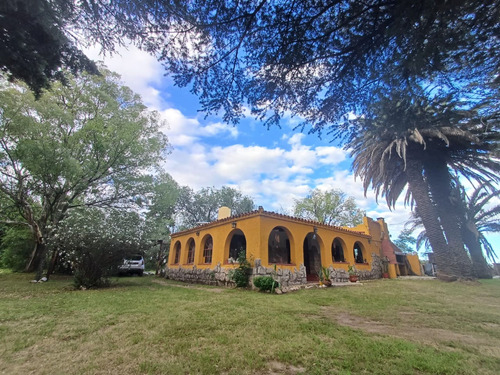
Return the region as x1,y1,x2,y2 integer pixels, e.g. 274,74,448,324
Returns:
172,208,369,237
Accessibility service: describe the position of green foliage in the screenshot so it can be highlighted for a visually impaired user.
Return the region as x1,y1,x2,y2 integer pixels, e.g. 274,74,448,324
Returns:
0,227,34,271
229,251,252,288
50,208,156,288
175,186,254,229
322,266,330,280
152,1,499,133
0,0,98,95
72,249,123,289
393,229,417,254
293,188,364,226
252,276,278,292
347,265,357,276
0,68,168,276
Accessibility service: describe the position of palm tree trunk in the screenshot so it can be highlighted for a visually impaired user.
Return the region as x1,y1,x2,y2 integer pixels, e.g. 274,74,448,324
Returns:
424,160,475,279
463,221,492,279
405,159,462,280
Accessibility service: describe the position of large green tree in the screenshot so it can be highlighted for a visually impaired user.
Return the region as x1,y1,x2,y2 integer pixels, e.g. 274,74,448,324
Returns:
293,188,364,227
0,69,169,280
175,186,254,229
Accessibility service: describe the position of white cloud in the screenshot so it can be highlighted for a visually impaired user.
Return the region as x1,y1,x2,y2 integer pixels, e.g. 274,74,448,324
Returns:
84,44,166,109
82,43,421,241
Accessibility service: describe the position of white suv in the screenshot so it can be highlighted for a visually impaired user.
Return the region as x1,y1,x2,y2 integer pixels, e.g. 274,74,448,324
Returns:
118,254,145,276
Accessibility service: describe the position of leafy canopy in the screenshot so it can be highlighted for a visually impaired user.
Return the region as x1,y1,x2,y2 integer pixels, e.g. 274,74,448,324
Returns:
0,67,169,276
293,188,364,227
175,186,254,229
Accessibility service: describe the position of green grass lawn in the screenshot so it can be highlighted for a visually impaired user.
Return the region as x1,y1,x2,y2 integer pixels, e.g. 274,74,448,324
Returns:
1,272,499,375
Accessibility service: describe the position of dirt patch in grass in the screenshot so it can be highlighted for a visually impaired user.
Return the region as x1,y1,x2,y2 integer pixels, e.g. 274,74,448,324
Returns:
263,360,306,375
151,278,226,293
326,309,500,358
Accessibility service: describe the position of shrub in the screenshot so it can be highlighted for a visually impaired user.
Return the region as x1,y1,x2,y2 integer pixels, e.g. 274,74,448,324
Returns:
253,276,278,292
72,248,124,289
0,227,35,271
229,251,252,287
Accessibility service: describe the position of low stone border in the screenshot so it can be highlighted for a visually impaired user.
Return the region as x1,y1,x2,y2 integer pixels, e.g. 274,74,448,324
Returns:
165,253,383,288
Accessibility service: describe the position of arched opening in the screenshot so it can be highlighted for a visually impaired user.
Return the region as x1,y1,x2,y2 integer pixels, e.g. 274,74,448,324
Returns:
228,229,247,262
202,235,213,264
303,232,321,281
268,227,291,264
187,238,195,264
172,241,181,264
332,238,345,262
353,241,365,264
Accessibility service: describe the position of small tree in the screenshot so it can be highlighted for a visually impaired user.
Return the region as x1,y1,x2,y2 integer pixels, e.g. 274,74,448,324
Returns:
393,229,417,253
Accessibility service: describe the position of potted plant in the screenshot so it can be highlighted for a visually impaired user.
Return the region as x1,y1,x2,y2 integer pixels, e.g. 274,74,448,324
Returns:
381,256,390,278
348,265,358,282
322,267,332,287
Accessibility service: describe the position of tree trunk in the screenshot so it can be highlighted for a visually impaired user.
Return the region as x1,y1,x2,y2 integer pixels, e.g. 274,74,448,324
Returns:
25,241,40,273
463,221,492,279
34,242,48,281
424,159,475,279
405,159,462,281
46,249,59,279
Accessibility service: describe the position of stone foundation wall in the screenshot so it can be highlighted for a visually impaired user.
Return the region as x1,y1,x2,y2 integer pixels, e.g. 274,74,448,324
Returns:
165,253,383,287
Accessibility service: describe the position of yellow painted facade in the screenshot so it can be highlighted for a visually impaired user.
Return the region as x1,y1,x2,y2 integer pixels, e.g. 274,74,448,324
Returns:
167,209,421,285
406,254,422,276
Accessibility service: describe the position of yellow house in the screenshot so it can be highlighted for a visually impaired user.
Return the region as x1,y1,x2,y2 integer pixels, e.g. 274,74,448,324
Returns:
166,207,420,287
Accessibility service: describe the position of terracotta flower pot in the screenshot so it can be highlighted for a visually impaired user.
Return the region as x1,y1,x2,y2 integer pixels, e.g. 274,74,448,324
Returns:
382,272,389,279
349,275,358,283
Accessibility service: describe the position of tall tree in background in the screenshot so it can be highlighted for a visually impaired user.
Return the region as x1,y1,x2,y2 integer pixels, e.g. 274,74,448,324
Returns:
293,189,364,227
393,229,417,254
175,186,254,229
0,69,169,280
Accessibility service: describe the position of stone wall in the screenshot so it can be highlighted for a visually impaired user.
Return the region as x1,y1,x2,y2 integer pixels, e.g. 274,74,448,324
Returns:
165,253,383,287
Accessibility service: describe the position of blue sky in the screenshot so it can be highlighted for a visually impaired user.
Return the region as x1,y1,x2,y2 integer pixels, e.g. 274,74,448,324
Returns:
86,45,499,256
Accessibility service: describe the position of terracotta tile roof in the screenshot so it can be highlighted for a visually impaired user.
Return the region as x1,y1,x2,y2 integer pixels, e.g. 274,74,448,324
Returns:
171,208,371,238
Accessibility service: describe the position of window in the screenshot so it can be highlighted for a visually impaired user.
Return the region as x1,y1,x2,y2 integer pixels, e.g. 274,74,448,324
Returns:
353,242,364,263
187,239,195,264
173,241,181,264
332,238,345,262
268,227,291,264
203,236,213,264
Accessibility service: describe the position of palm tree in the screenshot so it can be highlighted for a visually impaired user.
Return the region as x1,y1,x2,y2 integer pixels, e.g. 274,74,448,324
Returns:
408,182,499,278
348,89,499,280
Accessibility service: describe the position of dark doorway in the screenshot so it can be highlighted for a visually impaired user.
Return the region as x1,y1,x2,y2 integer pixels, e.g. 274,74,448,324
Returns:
229,230,246,262
303,233,321,281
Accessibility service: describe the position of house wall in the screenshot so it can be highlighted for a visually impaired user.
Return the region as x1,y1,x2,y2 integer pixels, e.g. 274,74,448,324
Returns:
406,254,423,276
166,212,388,287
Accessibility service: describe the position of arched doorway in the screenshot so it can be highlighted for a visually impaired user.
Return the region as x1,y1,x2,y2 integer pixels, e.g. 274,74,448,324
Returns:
268,227,291,264
303,232,321,281
228,229,247,262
